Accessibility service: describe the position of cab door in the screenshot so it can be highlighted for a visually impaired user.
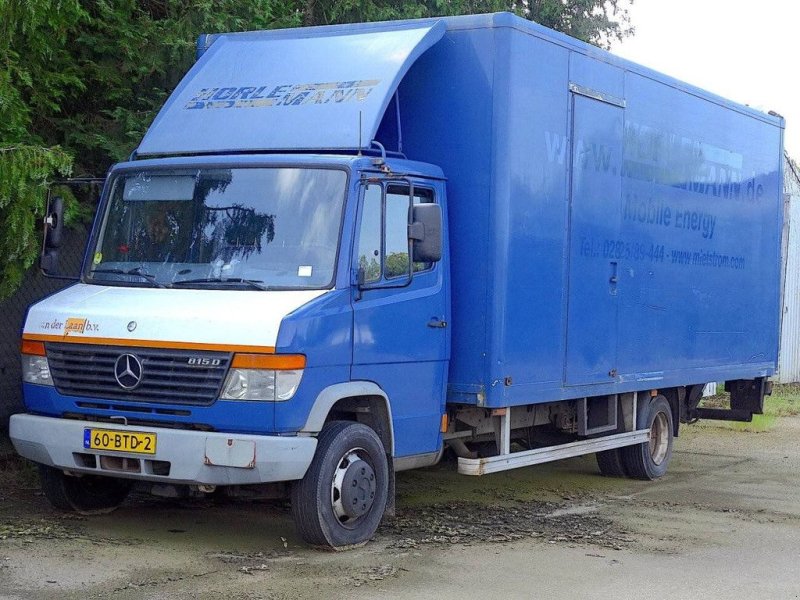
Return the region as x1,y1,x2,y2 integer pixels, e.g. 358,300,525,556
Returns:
351,178,449,457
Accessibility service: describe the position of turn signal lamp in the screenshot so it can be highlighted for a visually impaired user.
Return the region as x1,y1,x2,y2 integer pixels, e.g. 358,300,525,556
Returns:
20,339,52,386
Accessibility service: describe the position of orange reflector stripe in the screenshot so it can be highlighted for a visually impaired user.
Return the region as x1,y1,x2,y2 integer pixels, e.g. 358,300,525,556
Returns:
440,413,449,433
21,333,275,354
21,340,46,356
232,353,306,370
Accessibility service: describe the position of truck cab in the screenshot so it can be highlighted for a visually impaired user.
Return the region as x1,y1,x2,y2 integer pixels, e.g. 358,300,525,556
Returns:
14,149,449,547
12,18,457,547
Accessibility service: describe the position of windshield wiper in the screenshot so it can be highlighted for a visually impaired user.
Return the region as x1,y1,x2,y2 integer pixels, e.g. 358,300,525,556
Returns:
90,267,166,288
171,277,269,290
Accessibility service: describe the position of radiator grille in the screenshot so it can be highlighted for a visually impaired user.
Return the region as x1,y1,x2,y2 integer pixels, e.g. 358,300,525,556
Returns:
46,343,231,406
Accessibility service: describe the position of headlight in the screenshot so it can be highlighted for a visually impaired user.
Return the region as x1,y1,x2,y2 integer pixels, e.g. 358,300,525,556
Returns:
220,353,305,401
22,355,53,386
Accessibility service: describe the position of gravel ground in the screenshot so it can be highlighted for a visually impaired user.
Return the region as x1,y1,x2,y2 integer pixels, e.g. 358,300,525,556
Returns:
1,417,800,599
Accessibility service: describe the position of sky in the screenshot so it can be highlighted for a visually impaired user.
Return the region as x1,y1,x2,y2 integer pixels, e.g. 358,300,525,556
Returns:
611,0,800,158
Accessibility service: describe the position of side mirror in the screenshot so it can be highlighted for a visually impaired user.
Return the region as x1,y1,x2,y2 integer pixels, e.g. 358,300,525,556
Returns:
44,196,65,249
38,178,105,281
409,204,442,263
40,249,60,273
40,195,76,279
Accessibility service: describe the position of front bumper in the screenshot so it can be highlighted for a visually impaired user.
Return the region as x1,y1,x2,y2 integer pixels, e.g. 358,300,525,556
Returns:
9,414,317,485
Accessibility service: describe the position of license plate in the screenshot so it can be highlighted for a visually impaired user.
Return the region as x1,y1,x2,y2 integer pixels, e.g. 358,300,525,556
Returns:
83,428,157,454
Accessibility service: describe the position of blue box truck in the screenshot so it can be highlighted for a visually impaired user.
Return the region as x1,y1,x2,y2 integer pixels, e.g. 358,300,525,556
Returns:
10,12,784,548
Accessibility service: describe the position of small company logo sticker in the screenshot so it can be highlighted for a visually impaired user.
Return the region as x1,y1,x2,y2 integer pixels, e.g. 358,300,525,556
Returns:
64,318,87,335
63,318,100,336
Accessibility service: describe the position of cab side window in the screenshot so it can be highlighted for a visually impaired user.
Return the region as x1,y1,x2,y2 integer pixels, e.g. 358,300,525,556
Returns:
384,187,411,279
357,183,435,283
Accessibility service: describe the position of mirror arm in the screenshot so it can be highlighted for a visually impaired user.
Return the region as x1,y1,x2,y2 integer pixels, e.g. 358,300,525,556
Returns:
354,267,366,301
40,271,80,282
406,180,415,281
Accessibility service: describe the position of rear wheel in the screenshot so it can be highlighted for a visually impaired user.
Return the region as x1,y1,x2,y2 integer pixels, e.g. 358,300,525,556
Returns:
595,448,627,477
39,465,132,514
621,395,674,480
291,421,389,549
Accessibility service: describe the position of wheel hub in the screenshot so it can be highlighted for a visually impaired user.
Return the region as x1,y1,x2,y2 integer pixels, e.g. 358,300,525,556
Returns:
331,450,377,522
339,460,376,518
649,412,670,466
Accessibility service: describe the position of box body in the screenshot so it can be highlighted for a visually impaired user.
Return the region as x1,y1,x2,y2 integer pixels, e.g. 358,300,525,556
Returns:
392,14,783,407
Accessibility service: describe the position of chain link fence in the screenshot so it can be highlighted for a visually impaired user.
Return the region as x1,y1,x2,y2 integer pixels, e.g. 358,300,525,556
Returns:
0,225,89,434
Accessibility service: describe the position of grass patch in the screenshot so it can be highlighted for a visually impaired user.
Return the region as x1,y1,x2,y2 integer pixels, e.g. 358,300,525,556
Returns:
763,383,800,417
699,383,800,433
725,413,777,433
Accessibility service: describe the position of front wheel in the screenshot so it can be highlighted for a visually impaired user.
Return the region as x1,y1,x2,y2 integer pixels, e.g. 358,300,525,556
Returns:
291,421,389,549
621,395,674,480
39,465,132,514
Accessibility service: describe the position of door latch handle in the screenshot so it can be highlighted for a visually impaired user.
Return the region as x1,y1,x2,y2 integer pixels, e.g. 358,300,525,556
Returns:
609,261,618,295
428,318,448,329
609,261,618,284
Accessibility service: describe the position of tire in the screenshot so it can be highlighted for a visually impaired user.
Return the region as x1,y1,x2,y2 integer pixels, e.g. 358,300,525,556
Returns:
291,421,389,549
595,449,627,477
621,395,674,480
39,465,132,514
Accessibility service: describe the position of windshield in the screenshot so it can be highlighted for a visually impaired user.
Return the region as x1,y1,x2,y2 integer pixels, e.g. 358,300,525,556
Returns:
87,167,347,289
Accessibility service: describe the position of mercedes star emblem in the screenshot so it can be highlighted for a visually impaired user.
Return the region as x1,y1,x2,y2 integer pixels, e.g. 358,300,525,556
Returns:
114,354,143,390
127,321,137,332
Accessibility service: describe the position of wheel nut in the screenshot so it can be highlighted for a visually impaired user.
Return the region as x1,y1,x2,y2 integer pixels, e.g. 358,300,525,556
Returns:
352,480,357,487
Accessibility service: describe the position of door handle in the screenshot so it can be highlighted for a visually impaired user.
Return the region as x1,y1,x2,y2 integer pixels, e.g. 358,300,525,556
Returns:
609,261,618,295
609,261,618,284
428,318,448,328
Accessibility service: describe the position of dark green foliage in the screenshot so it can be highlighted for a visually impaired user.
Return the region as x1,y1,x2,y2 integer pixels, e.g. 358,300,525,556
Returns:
58,1,302,174
0,0,632,298
12,0,632,178
525,0,633,49
0,145,73,297
0,1,87,145
1,1,83,298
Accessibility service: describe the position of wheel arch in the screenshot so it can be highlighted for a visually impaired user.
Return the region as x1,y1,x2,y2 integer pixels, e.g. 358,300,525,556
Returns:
300,382,394,456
